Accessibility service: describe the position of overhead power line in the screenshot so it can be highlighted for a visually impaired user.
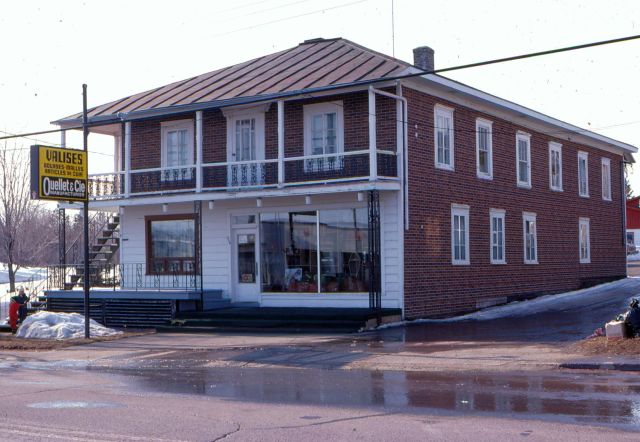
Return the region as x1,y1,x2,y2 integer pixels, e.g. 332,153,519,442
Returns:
1,33,639,144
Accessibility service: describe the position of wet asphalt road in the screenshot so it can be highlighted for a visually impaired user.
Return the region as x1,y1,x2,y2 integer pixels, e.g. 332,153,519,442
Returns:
0,276,639,440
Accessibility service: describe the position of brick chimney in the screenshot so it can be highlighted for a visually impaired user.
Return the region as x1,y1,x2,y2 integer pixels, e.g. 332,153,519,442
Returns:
413,46,434,72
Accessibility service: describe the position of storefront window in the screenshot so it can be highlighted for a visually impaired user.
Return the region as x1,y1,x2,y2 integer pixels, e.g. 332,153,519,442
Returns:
147,216,195,274
261,212,318,292
319,208,369,292
260,208,369,293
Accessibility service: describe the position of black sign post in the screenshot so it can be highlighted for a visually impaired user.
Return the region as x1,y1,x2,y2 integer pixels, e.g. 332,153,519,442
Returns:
82,84,90,339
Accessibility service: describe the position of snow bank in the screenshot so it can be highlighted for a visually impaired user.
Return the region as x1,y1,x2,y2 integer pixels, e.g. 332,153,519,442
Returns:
628,253,640,262
377,278,638,329
16,311,122,340
0,265,46,284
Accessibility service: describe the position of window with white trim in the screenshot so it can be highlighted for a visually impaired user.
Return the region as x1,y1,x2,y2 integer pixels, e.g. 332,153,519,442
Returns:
516,132,531,188
476,119,493,179
490,209,506,264
549,142,563,191
435,105,454,170
601,157,612,201
451,204,469,265
579,217,590,264
303,102,344,171
523,212,538,264
578,151,589,197
161,120,194,180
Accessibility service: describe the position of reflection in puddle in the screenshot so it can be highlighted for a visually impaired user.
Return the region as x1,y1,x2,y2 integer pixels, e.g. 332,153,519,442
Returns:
28,401,123,409
99,366,640,429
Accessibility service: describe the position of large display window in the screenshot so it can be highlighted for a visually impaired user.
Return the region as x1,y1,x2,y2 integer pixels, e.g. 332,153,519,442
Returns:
260,208,369,293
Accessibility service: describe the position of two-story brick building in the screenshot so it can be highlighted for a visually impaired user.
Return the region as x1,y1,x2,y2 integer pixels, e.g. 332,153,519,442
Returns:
52,38,636,320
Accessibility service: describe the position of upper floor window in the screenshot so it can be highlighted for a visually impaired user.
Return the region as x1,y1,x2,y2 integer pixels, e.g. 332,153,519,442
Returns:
578,151,589,197
549,142,563,191
304,102,344,171
523,212,538,264
304,102,343,156
516,132,531,188
490,209,506,264
601,157,612,201
435,105,454,170
476,119,493,179
161,120,194,180
451,204,470,265
579,217,590,264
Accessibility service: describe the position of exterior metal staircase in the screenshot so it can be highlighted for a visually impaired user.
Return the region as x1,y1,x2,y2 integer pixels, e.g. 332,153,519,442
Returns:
65,214,120,289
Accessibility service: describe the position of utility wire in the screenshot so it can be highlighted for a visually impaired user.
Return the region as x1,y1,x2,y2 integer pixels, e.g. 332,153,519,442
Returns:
1,33,639,143
212,0,369,37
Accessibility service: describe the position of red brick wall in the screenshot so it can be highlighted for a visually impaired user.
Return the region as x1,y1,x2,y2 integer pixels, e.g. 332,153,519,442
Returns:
402,86,626,319
202,109,225,163
130,91,391,165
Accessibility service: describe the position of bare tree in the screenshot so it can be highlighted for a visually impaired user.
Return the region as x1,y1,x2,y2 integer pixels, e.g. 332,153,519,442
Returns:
625,162,634,199
0,141,56,291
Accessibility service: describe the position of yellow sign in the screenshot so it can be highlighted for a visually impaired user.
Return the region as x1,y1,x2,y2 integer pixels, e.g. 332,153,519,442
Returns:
30,145,88,202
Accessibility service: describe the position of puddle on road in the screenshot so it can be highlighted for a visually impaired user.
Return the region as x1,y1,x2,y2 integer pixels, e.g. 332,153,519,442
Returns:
97,365,640,430
28,401,124,409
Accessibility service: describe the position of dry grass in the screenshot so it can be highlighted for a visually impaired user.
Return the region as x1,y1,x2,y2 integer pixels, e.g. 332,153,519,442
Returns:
0,330,153,350
572,336,640,356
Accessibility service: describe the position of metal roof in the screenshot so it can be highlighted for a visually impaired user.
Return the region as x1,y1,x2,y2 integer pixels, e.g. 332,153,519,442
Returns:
54,38,413,125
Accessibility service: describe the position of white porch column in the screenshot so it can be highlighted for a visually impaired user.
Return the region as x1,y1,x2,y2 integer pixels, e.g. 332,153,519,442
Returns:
277,100,285,187
124,122,131,198
60,130,66,148
196,111,203,192
368,86,377,181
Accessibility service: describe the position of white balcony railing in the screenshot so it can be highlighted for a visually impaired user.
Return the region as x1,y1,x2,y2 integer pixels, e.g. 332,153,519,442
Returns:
88,149,397,201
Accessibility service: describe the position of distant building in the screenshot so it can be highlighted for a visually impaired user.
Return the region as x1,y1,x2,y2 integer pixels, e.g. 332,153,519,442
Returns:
626,197,640,249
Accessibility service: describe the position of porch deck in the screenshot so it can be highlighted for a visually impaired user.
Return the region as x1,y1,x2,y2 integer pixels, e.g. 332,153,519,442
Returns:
43,289,400,332
171,307,402,332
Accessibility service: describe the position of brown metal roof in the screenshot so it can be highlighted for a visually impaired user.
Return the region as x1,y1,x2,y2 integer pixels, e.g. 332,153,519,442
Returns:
55,38,413,124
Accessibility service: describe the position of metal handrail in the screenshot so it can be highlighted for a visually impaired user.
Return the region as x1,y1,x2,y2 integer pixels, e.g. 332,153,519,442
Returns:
64,212,118,265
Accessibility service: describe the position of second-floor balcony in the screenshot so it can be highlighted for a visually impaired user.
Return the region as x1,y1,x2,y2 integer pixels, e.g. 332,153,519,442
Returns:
88,149,398,200
85,86,406,202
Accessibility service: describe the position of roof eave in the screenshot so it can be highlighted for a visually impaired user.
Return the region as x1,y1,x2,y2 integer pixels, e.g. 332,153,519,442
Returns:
418,74,638,157
51,75,406,127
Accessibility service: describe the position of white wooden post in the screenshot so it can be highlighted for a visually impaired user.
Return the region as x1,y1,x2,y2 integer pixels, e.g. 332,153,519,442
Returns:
196,111,203,192
124,122,131,198
368,86,377,181
277,100,285,187
60,130,66,148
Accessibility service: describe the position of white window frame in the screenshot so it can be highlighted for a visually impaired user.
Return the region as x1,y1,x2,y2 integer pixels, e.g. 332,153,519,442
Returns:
451,204,470,265
490,209,506,264
516,132,531,188
434,105,455,171
548,142,563,192
578,151,589,197
579,217,591,264
601,157,612,201
476,118,493,180
224,106,267,164
522,212,538,264
160,119,194,181
303,101,345,158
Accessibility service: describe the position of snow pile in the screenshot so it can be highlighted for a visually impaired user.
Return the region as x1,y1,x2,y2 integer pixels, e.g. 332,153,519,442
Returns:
16,311,122,340
628,253,640,262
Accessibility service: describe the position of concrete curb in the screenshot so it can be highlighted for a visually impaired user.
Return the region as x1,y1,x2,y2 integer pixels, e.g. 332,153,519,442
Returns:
560,362,640,371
